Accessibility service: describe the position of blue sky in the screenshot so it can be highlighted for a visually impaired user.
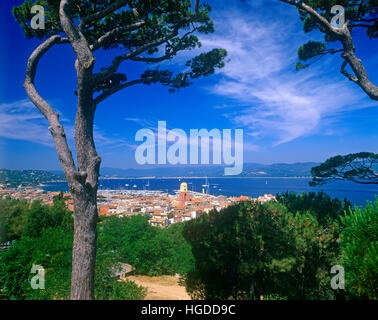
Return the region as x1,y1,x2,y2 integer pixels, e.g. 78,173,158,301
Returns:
0,0,377,171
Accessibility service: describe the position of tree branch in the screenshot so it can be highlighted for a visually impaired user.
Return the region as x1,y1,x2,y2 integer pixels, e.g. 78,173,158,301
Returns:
279,0,378,100
60,0,102,191
24,35,82,192
90,21,145,51
279,0,344,36
79,0,132,31
60,0,95,69
94,78,148,105
94,72,188,105
129,55,172,63
93,15,201,84
341,60,358,83
129,24,198,63
93,27,181,83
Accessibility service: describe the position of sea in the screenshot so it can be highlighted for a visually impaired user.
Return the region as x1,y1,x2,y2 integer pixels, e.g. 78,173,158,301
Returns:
41,177,378,207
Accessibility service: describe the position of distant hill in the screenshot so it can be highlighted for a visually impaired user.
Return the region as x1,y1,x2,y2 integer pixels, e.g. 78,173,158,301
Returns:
0,169,64,188
240,162,319,177
100,162,319,178
0,163,319,187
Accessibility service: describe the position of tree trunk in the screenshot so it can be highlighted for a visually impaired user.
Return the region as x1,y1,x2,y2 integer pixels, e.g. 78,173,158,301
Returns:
70,187,98,300
25,0,102,300
69,80,101,299
69,104,101,299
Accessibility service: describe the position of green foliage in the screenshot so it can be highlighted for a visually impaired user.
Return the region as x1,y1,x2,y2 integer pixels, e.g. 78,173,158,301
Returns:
0,225,147,300
186,49,228,78
264,293,287,300
294,0,377,66
0,197,29,242
2,192,376,300
94,248,146,300
13,0,62,39
0,227,73,300
340,199,378,299
0,236,36,299
13,0,227,93
98,215,194,276
0,201,151,300
0,197,73,299
24,227,73,300
0,195,72,243
276,191,351,225
310,153,378,185
0,169,63,188
297,41,326,61
295,61,308,70
284,210,341,299
23,198,73,238
97,215,153,259
183,201,341,300
301,0,377,38
109,280,147,300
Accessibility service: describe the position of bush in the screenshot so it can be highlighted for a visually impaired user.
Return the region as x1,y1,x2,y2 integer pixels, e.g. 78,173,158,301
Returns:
23,198,73,238
0,197,29,242
98,215,194,276
183,201,341,300
276,191,351,225
110,280,147,300
0,227,72,300
340,199,378,299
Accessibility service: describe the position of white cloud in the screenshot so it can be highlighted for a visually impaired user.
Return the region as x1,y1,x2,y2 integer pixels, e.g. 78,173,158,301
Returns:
198,6,375,146
0,100,53,146
0,99,136,150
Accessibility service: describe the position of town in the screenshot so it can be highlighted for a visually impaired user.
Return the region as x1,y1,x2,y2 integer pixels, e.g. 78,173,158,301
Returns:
0,182,276,228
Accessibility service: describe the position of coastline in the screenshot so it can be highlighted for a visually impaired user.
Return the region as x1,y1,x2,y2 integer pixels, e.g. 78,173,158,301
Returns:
99,176,313,180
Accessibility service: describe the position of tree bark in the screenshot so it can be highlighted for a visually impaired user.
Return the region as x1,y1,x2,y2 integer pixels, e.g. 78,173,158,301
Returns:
70,185,98,300
59,0,101,299
70,79,101,300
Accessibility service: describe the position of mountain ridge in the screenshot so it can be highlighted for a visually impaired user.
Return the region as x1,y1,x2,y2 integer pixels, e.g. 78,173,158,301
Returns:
99,162,319,178
0,163,319,186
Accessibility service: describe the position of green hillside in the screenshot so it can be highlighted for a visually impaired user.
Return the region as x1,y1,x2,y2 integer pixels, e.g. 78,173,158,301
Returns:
0,169,64,188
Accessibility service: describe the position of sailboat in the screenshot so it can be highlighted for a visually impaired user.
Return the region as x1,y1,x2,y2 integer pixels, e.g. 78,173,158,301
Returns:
146,180,150,187
202,177,210,195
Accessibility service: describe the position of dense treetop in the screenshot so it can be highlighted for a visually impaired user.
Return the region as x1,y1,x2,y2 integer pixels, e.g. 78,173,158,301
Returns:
13,0,227,95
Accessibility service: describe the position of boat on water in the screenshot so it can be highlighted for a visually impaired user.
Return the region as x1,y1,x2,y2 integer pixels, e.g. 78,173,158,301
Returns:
202,176,209,188
202,177,210,195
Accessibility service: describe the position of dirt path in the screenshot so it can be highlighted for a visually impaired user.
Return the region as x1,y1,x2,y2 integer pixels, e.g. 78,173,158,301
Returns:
126,275,191,300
